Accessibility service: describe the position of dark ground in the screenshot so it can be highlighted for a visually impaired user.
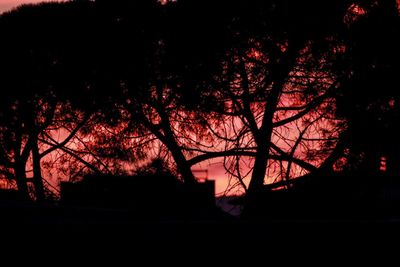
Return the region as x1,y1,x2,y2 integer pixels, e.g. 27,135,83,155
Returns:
2,200,400,240
1,202,399,264
2,175,400,263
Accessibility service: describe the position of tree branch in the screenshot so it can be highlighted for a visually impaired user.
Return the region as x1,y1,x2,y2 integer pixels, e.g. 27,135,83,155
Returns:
40,115,91,159
187,148,317,172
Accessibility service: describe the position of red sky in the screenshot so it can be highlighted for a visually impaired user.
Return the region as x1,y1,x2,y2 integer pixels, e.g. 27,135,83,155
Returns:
0,0,64,14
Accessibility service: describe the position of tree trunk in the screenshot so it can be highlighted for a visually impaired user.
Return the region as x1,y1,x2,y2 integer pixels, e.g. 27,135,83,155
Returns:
14,162,29,201
32,138,45,202
13,127,30,201
165,135,198,186
243,41,302,216
248,142,270,195
247,80,282,196
155,98,198,186
243,88,280,217
145,114,198,185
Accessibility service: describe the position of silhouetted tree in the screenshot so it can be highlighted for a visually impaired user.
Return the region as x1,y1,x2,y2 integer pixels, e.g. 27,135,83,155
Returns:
335,0,400,177
2,0,398,219
79,0,233,185
0,1,118,200
169,1,351,206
